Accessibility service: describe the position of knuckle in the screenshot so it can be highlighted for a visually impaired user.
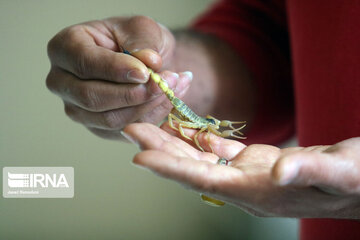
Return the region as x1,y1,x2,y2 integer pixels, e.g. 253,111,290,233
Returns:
73,48,87,78
65,25,84,43
64,26,89,78
47,25,90,78
101,111,122,129
47,25,81,61
128,15,156,28
45,71,56,93
47,29,67,60
47,36,58,60
76,85,100,111
122,87,137,106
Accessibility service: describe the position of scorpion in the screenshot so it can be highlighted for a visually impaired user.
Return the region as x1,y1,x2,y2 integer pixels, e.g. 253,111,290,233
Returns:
123,46,246,152
122,48,246,207
148,69,246,152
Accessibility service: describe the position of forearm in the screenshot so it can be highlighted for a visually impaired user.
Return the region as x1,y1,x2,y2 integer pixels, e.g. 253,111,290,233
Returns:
169,30,256,125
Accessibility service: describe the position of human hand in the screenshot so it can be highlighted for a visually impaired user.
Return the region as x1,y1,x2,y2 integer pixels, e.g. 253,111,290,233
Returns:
46,16,192,140
123,123,360,219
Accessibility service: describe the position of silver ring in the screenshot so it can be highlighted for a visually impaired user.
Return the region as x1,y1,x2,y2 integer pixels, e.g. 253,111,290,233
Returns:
217,157,229,166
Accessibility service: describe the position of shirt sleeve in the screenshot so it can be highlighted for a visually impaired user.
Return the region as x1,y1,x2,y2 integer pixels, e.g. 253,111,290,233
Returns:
191,0,294,145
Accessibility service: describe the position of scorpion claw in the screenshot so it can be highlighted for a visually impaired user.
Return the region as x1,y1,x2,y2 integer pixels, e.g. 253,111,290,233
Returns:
220,126,246,139
231,133,247,139
220,120,246,130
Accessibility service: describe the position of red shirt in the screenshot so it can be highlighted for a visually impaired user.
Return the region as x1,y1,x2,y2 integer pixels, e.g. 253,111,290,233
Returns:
192,0,360,239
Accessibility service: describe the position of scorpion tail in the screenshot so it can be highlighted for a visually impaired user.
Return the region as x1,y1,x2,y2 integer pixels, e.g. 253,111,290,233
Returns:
149,69,175,100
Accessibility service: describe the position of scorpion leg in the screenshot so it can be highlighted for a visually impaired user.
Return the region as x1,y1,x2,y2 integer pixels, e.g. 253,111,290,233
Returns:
168,108,183,131
194,127,207,152
178,123,193,142
207,125,222,137
168,113,179,131
206,130,214,153
168,113,195,142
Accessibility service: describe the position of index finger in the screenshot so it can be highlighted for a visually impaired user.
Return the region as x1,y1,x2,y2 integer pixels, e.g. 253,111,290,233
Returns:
47,25,158,83
161,122,246,160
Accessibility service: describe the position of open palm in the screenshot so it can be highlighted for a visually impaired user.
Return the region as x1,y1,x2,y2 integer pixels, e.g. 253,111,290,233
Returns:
123,123,360,218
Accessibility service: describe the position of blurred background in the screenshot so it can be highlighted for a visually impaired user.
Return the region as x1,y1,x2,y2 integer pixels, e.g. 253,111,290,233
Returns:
0,0,298,239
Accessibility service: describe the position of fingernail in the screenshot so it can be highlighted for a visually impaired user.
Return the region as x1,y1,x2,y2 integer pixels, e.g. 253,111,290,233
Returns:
161,72,178,82
160,72,178,89
127,70,148,83
277,160,299,186
120,130,139,146
172,72,179,79
180,71,193,81
175,71,193,94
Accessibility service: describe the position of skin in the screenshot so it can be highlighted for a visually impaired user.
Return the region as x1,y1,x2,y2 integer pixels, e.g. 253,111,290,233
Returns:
46,16,254,140
47,16,359,218
123,123,360,219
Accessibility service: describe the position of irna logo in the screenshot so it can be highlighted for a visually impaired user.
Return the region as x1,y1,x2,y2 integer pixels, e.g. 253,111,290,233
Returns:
8,172,69,188
3,167,74,198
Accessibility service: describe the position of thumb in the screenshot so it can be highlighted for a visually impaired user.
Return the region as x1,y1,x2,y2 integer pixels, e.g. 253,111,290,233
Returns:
121,16,175,71
272,151,360,194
